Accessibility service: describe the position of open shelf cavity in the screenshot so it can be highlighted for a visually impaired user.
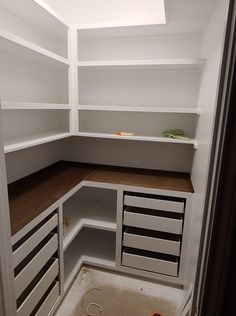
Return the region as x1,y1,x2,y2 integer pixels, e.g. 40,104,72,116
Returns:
78,29,203,61
0,30,69,68
0,0,68,58
78,68,201,109
64,228,116,291
78,111,198,146
2,109,70,153
63,186,117,250
0,49,68,105
1,102,71,110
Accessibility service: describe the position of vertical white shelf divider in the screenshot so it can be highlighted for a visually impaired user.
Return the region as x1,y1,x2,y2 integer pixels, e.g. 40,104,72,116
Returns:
68,26,79,135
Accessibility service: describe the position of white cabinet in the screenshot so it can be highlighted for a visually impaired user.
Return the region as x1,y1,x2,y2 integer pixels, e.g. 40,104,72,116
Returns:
117,190,192,283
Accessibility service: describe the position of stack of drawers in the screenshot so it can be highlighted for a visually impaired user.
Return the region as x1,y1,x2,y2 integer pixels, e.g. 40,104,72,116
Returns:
122,192,185,277
12,211,60,316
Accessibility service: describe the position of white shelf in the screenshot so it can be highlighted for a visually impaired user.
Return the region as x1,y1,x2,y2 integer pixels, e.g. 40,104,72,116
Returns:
78,132,198,148
78,105,201,114
63,199,117,251
64,228,116,291
0,29,69,67
1,101,71,110
4,132,71,153
78,58,205,69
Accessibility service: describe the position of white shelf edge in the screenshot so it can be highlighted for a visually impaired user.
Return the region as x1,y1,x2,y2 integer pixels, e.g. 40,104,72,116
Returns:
77,58,205,68
78,105,201,114
0,29,69,66
78,132,198,147
4,132,71,153
33,0,70,28
74,21,167,30
63,219,117,251
1,101,71,110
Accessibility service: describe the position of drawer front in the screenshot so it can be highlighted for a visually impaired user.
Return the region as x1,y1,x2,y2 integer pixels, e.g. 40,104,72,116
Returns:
15,234,58,299
35,282,60,316
17,259,59,316
123,211,183,234
122,250,178,277
13,214,58,268
123,231,181,256
124,195,184,213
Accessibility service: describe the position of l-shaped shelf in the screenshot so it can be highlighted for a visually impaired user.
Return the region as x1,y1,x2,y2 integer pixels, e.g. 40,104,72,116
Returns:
63,198,117,251
77,58,205,69
0,29,69,67
4,132,71,153
1,102,71,110
78,132,198,148
78,105,201,114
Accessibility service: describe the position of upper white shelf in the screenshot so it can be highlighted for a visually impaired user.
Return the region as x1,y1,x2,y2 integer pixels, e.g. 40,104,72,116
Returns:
78,132,198,148
0,29,69,67
78,105,201,114
1,101,71,110
4,131,71,153
77,58,205,69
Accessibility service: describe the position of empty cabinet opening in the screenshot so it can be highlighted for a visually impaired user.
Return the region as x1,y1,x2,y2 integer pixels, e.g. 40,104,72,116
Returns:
64,227,116,290
63,186,117,250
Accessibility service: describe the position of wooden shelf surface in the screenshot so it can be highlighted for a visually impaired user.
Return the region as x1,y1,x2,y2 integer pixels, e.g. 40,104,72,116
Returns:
8,161,193,236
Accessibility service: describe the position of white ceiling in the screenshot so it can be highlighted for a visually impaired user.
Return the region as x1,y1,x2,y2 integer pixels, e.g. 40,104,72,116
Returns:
42,0,216,33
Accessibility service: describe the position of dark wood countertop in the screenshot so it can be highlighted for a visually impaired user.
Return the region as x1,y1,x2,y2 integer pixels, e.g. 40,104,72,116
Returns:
8,161,193,236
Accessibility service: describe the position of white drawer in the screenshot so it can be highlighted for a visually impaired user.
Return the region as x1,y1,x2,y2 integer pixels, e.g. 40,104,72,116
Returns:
13,214,58,268
124,194,184,213
35,281,59,316
122,248,179,277
123,208,183,234
123,228,181,256
15,234,58,299
17,259,59,316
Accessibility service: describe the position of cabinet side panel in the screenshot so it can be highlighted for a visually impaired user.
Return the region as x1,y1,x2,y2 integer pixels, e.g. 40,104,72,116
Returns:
186,0,230,288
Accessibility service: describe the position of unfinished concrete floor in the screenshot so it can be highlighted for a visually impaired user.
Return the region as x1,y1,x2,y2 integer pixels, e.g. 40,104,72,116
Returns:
56,267,183,316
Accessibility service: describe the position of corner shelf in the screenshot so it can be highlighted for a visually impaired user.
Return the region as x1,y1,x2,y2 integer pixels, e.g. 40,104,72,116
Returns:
64,228,116,291
78,132,198,148
63,199,117,251
78,105,201,114
1,102,71,110
4,132,71,153
77,58,205,69
0,29,69,68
